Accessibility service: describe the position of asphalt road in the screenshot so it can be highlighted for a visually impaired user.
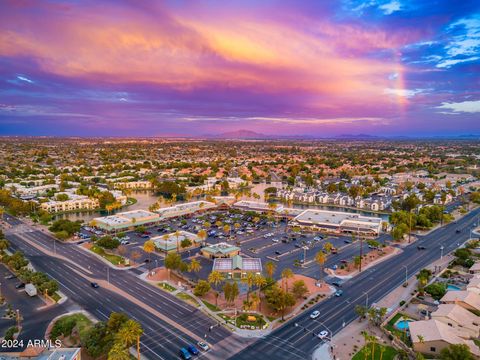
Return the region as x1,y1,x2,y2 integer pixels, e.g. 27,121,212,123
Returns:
3,221,238,360
229,208,480,360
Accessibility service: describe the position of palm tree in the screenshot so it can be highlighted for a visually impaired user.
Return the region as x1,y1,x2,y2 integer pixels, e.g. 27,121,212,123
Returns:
208,270,223,306
379,346,386,360
108,343,130,360
197,229,207,246
242,272,256,302
174,230,181,253
223,224,231,239
253,274,267,310
143,240,155,269
161,234,170,252
189,258,201,274
315,251,327,283
264,261,276,279
116,320,143,360
249,292,260,311
281,268,294,291
234,222,241,233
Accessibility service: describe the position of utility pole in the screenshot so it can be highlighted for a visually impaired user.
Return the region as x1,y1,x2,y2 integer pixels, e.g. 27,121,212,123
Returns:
358,224,363,272
408,210,412,243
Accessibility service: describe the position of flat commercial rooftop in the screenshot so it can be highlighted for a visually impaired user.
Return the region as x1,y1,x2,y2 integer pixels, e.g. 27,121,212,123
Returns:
94,209,159,229
213,255,262,272
233,200,282,212
294,209,382,231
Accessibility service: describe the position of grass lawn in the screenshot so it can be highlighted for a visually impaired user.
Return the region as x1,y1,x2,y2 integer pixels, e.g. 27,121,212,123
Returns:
50,313,93,341
158,282,176,292
202,300,221,312
236,313,266,328
51,292,61,302
90,245,125,265
176,292,199,307
384,312,411,345
352,344,397,360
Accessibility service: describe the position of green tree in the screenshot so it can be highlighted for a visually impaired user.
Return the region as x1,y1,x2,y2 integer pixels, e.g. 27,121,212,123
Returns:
291,280,308,299
193,280,211,297
439,344,474,360
264,261,276,279
264,284,295,320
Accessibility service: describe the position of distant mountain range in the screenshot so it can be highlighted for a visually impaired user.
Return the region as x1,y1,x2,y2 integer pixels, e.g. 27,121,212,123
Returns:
205,129,267,139
201,130,480,140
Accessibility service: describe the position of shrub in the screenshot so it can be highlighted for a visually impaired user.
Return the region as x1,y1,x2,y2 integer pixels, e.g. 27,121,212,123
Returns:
425,282,447,300
96,236,120,249
193,280,211,297
4,326,18,341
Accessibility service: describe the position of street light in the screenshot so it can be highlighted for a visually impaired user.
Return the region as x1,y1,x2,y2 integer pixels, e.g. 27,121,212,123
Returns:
403,265,408,285
440,245,444,259
105,266,110,283
363,291,369,308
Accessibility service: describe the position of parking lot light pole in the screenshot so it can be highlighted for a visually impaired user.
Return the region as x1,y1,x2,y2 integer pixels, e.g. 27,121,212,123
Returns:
363,291,368,308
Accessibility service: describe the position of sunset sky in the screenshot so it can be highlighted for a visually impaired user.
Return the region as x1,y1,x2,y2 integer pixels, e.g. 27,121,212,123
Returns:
1,0,479,137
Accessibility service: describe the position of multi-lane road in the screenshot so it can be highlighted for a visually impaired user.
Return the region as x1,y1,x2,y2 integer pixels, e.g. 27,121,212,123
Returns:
2,208,478,360
229,208,480,359
2,216,244,360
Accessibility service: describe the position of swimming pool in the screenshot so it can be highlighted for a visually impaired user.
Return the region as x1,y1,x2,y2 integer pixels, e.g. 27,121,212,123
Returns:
447,284,461,291
395,320,413,330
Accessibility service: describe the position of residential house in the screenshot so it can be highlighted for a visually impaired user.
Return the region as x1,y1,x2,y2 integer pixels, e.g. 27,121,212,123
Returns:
409,319,480,358
431,303,480,338
440,291,480,314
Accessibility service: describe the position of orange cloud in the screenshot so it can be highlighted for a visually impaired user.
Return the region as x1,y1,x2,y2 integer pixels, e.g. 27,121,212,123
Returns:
0,2,410,111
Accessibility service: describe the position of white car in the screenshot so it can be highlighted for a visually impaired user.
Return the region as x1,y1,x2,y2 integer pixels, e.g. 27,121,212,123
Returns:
272,239,279,243
310,310,320,319
318,330,328,339
197,341,209,351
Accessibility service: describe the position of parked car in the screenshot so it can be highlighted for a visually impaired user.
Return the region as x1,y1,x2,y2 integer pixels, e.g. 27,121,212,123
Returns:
456,229,461,233
90,282,99,288
275,251,282,255
197,341,209,351
15,282,25,289
344,239,352,244
331,281,342,287
179,348,192,360
310,310,320,319
417,246,426,250
335,290,343,297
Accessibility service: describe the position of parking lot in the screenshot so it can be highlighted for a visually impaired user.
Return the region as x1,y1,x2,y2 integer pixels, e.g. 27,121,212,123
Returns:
79,209,391,282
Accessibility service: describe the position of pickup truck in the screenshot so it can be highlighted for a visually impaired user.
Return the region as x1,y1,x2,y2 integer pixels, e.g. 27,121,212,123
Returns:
25,283,37,297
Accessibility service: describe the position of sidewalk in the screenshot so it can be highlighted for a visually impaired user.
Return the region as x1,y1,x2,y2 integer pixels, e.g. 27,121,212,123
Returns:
329,252,455,360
